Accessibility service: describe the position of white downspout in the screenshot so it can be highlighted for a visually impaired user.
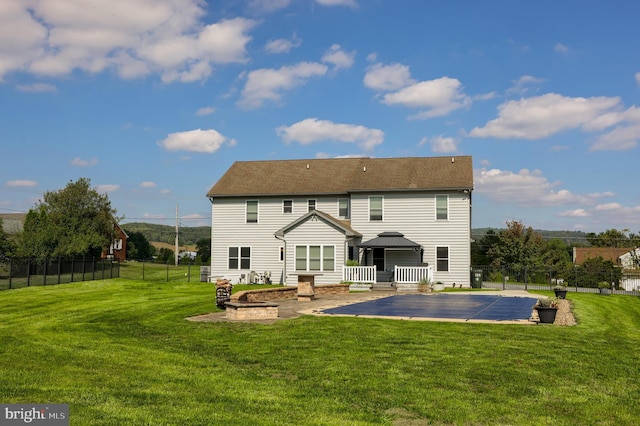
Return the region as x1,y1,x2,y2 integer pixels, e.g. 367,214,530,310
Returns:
275,234,287,285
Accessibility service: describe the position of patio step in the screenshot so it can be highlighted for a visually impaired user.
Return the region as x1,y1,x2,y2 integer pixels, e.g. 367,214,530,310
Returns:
372,282,396,291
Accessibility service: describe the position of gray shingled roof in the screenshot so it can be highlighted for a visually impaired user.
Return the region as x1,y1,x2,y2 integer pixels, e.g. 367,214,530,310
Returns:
207,156,473,197
359,232,421,248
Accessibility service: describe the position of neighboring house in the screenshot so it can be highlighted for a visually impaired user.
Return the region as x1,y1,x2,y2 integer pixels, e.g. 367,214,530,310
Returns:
206,156,474,288
573,247,640,291
102,223,128,262
572,247,631,266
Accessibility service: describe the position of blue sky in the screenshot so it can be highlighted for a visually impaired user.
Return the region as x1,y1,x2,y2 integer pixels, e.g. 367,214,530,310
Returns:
1,0,639,232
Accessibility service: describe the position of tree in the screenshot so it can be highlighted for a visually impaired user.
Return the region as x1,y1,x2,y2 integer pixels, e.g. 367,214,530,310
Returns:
195,238,211,264
157,247,174,263
0,218,15,260
488,220,545,273
586,229,635,247
471,229,499,265
125,231,152,260
18,178,118,258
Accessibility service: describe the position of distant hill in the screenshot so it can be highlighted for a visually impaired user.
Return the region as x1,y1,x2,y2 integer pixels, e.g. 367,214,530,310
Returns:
122,221,588,248
472,227,589,246
122,222,210,246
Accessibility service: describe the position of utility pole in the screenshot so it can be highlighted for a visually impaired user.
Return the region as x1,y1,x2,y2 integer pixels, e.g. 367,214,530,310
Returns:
175,204,179,267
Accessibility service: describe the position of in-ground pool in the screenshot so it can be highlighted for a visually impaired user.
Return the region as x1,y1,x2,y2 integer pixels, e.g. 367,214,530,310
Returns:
321,293,538,321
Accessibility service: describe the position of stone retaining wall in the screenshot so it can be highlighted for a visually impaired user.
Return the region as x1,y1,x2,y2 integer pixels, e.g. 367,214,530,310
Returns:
231,283,349,303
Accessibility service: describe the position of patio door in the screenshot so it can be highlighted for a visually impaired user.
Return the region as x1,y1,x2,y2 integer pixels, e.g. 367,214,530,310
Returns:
373,248,385,271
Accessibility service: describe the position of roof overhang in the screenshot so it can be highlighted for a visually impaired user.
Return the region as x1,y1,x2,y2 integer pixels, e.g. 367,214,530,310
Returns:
358,232,421,249
275,210,361,238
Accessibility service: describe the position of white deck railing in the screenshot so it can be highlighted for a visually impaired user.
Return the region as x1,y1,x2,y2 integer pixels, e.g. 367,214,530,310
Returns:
394,265,433,284
343,266,376,283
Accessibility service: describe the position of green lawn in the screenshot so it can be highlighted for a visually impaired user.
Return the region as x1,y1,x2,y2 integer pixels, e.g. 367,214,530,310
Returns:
1,279,639,425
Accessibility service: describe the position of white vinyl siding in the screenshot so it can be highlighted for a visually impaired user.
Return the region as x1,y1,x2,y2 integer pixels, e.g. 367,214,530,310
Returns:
211,195,349,285
350,191,471,286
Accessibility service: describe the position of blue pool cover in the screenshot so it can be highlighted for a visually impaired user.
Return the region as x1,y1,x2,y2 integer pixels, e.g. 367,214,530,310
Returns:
321,294,538,321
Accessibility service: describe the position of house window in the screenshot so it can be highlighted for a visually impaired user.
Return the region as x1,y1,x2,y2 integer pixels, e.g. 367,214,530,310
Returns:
295,245,335,271
308,199,316,212
338,198,350,218
283,200,292,214
436,246,449,272
323,246,334,271
228,247,251,270
436,195,448,220
369,196,383,221
246,200,258,223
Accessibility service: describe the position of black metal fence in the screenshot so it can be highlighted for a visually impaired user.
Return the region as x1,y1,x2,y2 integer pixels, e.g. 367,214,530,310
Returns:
0,257,120,291
471,265,640,295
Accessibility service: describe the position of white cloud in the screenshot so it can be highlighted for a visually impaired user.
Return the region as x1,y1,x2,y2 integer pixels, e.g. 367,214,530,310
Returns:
636,72,640,86
238,62,328,109
196,106,216,116
506,75,545,96
364,63,415,91
590,124,640,151
70,157,98,167
158,129,231,153
315,0,358,7
429,135,459,153
474,168,597,207
321,44,355,70
6,180,37,187
558,209,589,217
140,181,156,188
265,34,302,54
554,43,569,53
469,93,622,139
15,83,57,93
0,1,256,83
96,184,120,193
382,77,470,118
276,118,384,151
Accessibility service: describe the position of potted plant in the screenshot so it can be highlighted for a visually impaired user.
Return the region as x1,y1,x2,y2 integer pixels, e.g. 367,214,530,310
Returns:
554,282,568,299
598,281,610,295
535,297,558,324
432,281,445,291
418,278,431,293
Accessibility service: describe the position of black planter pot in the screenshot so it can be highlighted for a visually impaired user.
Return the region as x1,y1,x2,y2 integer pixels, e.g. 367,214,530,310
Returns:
535,306,557,324
554,289,568,299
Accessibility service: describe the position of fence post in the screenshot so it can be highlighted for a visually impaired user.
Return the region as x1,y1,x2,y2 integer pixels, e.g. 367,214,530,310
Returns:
27,257,31,287
82,255,86,282
43,257,47,286
524,267,528,291
57,257,62,284
92,257,95,281
8,257,13,289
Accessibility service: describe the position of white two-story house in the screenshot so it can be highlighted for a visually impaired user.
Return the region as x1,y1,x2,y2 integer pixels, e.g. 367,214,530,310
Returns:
206,156,474,288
